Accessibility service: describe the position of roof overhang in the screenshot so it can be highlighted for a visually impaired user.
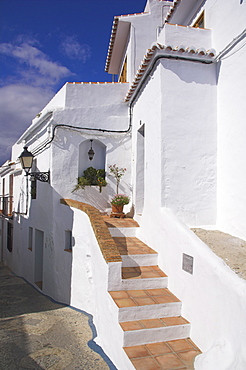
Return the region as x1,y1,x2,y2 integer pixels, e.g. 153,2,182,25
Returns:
165,0,204,25
105,19,131,75
125,42,216,103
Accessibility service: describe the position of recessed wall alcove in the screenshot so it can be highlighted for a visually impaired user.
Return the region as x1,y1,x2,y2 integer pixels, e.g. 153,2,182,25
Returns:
78,139,106,176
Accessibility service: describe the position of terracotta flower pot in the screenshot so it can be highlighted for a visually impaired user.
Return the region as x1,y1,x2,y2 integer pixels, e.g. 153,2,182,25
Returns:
111,204,124,214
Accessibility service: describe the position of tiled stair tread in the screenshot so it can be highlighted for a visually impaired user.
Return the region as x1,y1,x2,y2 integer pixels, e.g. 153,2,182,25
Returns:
122,266,167,279
113,237,157,255
120,316,189,331
109,288,180,308
103,216,139,228
124,338,201,370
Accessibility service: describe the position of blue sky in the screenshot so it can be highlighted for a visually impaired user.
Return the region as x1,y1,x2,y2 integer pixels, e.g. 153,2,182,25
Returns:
0,0,147,165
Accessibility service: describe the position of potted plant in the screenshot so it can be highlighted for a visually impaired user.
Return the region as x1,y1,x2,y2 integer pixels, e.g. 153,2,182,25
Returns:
110,194,130,215
73,167,107,193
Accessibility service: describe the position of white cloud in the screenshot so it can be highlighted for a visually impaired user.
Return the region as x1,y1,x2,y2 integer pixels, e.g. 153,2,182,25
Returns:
0,37,75,165
60,35,91,62
0,41,73,85
0,84,54,165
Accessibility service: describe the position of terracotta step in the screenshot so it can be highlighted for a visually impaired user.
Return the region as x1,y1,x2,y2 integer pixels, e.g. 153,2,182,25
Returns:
124,338,201,370
113,237,158,267
121,316,190,347
121,265,168,290
109,288,182,322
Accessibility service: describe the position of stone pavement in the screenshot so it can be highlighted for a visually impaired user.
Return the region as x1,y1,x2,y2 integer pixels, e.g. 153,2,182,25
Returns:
0,263,116,370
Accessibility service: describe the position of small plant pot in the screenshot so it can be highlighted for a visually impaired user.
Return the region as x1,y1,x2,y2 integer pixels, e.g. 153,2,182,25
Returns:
111,205,124,214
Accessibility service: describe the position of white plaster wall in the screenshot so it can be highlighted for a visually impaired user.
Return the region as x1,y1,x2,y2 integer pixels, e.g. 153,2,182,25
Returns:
132,57,217,225
131,62,162,215
51,130,132,212
157,23,212,50
35,84,67,112
160,58,217,225
4,80,133,303
203,0,246,53
1,143,68,303
122,1,172,81
2,174,55,292
172,0,246,54
216,45,246,240
64,82,127,112
49,83,132,212
68,207,134,370
136,207,246,370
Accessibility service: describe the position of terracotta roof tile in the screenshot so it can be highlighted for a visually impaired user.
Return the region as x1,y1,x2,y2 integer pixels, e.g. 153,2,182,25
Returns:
165,0,182,23
125,42,216,102
67,81,127,85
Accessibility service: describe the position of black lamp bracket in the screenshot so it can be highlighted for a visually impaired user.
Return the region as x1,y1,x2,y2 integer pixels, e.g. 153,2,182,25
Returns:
26,171,50,183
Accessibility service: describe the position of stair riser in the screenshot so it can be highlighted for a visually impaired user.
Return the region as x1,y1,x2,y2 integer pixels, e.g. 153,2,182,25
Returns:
123,324,191,347
118,302,182,322
121,277,168,290
121,255,158,267
109,228,137,237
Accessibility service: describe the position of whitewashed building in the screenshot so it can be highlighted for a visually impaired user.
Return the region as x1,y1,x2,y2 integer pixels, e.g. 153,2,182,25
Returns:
1,0,246,369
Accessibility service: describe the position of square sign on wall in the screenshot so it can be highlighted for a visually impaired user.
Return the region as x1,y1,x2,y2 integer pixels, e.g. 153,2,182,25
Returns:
182,253,194,274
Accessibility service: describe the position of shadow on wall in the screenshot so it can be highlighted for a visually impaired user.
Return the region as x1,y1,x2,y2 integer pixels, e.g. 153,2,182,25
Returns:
160,58,217,85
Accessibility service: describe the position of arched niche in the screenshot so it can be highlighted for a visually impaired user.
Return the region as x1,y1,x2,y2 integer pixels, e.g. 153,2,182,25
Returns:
78,139,106,177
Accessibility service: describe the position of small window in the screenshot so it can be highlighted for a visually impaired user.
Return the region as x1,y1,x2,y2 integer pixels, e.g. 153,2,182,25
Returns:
31,178,37,199
64,230,72,252
193,11,204,28
28,227,33,251
119,57,127,83
7,221,13,252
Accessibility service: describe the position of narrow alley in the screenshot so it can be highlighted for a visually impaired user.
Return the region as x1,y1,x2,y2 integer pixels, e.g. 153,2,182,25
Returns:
0,262,114,370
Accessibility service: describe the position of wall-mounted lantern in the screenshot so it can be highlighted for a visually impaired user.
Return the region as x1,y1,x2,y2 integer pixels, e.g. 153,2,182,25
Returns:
19,147,50,183
88,139,95,161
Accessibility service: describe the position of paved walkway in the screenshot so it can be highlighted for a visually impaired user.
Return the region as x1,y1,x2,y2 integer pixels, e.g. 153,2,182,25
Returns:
192,228,246,280
0,263,115,370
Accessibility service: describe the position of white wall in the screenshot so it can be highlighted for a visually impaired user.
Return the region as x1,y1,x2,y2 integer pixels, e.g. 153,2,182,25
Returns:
121,1,172,82
136,207,246,370
132,56,217,225
204,0,246,53
48,83,132,212
216,44,246,240
131,62,162,216
157,23,212,51
66,207,134,370
160,58,217,225
51,130,132,212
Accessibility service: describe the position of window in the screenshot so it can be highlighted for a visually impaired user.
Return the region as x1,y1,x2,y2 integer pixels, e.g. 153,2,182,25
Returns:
119,57,127,83
64,230,72,252
7,221,13,252
28,227,33,251
193,11,205,28
31,159,37,199
31,178,37,199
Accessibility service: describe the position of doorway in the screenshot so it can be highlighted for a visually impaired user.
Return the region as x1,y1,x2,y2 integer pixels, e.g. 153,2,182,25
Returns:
34,229,44,289
136,124,145,215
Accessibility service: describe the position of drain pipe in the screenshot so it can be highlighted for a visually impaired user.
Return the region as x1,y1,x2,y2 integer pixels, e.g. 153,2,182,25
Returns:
128,52,215,106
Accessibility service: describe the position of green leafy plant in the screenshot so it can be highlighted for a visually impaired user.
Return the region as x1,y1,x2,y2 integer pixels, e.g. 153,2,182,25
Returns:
110,194,130,206
73,167,107,193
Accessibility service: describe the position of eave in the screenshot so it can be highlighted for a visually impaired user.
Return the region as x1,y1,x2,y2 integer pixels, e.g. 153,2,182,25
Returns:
105,17,131,75
125,42,216,103
165,0,204,25
105,10,147,75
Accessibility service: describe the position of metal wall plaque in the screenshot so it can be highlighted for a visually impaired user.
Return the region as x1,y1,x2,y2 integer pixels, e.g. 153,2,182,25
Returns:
182,253,194,274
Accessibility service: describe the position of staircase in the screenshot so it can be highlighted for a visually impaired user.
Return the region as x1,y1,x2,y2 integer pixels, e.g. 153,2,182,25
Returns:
103,216,201,370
